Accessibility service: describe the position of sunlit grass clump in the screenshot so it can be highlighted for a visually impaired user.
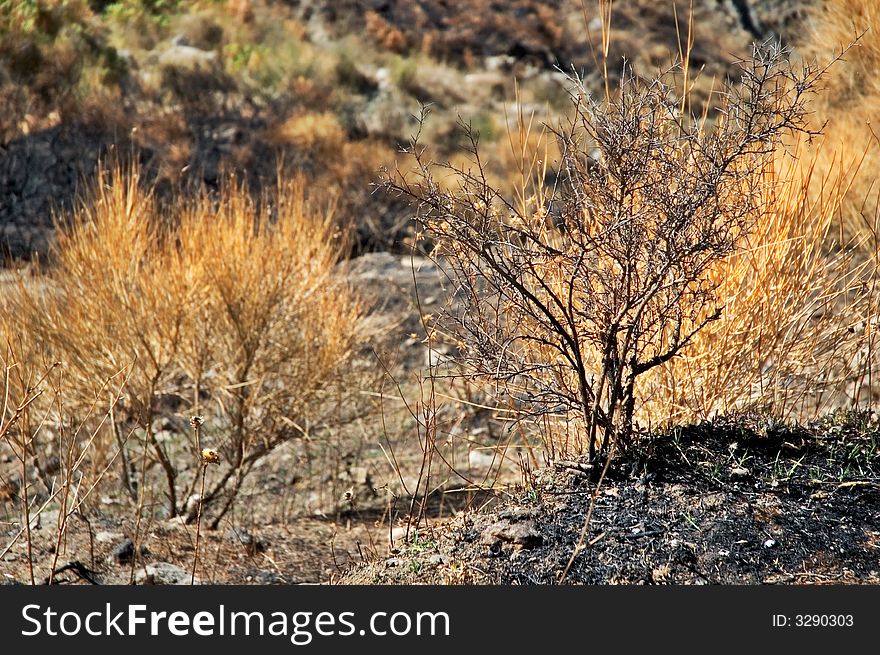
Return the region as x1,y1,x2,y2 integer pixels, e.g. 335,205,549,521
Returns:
1,161,364,523
646,142,879,427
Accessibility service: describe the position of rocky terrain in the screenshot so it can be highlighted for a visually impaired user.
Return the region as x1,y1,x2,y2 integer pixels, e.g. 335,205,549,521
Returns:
1,0,818,260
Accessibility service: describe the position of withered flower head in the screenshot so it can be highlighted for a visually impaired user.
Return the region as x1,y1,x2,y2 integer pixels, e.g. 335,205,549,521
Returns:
200,448,221,465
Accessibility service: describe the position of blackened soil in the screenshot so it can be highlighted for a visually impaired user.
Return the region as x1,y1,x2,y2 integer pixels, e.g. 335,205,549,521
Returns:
339,411,880,584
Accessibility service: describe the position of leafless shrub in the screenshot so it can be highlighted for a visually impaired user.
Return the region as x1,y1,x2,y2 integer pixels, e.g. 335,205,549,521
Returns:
386,43,831,462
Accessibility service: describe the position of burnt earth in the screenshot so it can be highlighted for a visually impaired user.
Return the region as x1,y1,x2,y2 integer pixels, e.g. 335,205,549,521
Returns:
339,412,880,584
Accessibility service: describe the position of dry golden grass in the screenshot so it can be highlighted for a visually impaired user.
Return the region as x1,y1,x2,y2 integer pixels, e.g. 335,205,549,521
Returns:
1,161,365,521
800,0,880,242
805,0,880,103
644,142,878,426
268,110,347,157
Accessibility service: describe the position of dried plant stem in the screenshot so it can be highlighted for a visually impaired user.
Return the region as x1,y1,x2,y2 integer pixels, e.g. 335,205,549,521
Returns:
560,440,616,583
192,463,207,586
2,354,53,585
129,429,152,584
20,432,34,585
47,376,68,585
109,395,135,500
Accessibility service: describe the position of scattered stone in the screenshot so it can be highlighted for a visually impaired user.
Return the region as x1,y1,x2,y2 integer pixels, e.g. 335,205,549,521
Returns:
153,429,175,444
245,570,284,585
226,527,253,546
731,466,750,478
35,509,59,530
225,528,267,554
763,538,777,548
184,494,203,522
36,454,60,476
165,515,189,529
135,562,199,585
95,531,124,544
481,519,542,550
111,539,135,564
428,554,449,566
468,450,496,469
347,466,371,486
385,558,402,568
108,538,147,565
389,526,414,547
157,43,218,72
469,426,490,439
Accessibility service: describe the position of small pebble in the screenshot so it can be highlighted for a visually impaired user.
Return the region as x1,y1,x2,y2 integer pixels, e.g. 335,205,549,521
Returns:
111,538,134,564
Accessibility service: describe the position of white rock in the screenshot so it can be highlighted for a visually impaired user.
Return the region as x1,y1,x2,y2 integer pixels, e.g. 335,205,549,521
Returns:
468,449,496,469
157,44,217,71
96,531,124,544
135,562,199,585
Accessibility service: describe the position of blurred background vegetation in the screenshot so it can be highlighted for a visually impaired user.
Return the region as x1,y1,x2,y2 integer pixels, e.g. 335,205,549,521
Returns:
4,0,854,261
